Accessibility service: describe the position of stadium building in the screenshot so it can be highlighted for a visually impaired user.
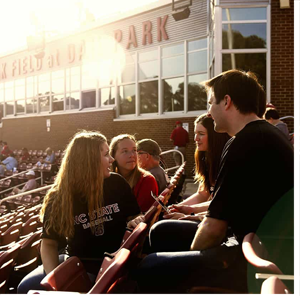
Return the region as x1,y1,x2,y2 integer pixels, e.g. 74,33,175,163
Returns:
0,0,294,177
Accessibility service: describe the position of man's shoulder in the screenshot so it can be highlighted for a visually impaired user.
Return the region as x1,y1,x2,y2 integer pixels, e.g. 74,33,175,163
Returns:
236,120,290,144
149,165,165,176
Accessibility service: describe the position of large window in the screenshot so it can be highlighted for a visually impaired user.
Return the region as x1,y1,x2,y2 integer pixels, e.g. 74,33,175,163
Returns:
162,43,184,113
188,73,208,111
0,38,209,119
138,49,159,114
140,81,158,114
38,73,50,112
119,54,136,115
119,84,135,115
163,77,184,112
52,70,65,112
187,38,208,111
221,7,267,91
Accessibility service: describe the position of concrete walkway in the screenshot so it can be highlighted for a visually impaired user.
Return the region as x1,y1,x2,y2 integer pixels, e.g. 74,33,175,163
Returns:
182,178,198,199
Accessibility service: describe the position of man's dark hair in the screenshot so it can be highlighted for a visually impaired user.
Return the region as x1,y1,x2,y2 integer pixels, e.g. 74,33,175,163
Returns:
264,108,280,120
204,69,266,116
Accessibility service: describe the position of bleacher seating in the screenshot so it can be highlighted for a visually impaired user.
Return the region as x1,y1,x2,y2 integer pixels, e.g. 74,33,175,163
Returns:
31,162,186,294
0,200,43,293
0,160,186,294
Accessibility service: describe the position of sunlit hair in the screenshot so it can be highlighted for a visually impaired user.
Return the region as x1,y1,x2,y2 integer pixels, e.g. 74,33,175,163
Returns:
109,134,144,189
40,130,107,238
194,114,230,191
204,69,265,117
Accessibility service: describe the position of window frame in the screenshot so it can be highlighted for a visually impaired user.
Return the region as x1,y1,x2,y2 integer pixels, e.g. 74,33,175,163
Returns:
216,4,270,101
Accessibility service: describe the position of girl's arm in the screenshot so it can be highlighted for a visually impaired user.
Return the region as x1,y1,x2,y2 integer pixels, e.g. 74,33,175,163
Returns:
41,238,59,274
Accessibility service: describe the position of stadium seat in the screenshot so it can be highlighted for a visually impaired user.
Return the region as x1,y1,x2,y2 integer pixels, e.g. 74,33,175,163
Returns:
88,248,131,294
40,256,94,292
260,276,291,294
0,224,8,235
14,230,42,274
242,232,283,275
0,243,21,293
20,215,39,238
22,211,35,223
31,156,38,164
19,163,27,172
40,220,145,294
36,150,43,157
116,222,147,256
26,163,33,170
55,150,61,158
0,222,22,250
20,195,33,207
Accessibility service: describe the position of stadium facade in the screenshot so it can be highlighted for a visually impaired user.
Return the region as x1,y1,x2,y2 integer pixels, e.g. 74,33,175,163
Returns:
0,0,294,177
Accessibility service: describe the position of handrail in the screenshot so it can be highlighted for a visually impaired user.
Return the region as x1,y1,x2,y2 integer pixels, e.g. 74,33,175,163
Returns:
160,149,185,173
0,170,28,182
280,116,294,120
0,177,42,195
0,184,53,205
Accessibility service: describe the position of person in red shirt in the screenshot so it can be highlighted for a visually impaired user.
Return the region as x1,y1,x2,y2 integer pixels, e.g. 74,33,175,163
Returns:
20,147,30,162
110,134,158,213
170,121,189,165
0,142,12,160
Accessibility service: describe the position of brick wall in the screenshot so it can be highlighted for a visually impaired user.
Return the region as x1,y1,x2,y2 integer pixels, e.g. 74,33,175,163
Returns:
0,111,197,178
271,0,294,132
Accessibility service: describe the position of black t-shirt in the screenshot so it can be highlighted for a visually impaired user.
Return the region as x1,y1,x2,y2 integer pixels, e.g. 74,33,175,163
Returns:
42,172,140,273
207,120,294,243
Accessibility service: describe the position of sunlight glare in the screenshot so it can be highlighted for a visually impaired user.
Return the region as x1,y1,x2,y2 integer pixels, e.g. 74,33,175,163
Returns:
0,0,158,55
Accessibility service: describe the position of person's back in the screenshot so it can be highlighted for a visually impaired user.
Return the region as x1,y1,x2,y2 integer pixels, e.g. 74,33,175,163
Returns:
170,124,189,147
207,120,293,242
23,178,37,192
264,108,290,141
275,122,290,139
149,165,168,194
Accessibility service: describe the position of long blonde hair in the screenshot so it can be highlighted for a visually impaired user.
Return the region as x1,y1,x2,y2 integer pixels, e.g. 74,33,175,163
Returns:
40,130,107,238
109,134,142,189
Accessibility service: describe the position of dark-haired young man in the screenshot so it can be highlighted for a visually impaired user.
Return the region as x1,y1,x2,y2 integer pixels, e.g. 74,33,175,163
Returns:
132,70,294,293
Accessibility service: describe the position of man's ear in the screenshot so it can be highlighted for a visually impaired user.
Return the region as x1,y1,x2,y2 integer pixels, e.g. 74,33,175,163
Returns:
224,95,232,110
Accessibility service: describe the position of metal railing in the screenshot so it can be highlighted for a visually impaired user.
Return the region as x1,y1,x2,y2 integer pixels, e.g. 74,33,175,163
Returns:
280,116,294,120
160,149,185,173
0,177,42,196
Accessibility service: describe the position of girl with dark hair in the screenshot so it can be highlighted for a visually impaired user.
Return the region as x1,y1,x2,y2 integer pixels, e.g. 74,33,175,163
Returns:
165,113,230,220
18,131,143,293
148,113,230,252
109,134,158,213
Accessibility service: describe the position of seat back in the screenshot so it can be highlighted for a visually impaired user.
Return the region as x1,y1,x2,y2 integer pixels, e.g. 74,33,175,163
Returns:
242,232,282,274
20,215,39,236
0,258,14,293
1,225,21,246
40,256,93,293
89,248,131,294
119,222,147,253
14,231,42,273
144,205,158,224
260,276,290,294
0,243,21,292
